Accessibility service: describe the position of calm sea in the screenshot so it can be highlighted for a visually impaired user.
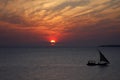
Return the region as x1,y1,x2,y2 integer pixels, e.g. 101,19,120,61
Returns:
0,47,120,80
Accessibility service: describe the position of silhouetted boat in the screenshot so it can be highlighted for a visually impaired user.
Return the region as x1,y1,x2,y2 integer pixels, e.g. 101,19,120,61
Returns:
87,49,110,66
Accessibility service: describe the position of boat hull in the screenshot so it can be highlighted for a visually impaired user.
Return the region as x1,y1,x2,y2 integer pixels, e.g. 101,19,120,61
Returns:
87,63,97,66
87,63,109,66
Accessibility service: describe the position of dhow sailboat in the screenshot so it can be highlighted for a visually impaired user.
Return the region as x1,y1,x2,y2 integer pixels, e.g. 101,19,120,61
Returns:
87,49,110,66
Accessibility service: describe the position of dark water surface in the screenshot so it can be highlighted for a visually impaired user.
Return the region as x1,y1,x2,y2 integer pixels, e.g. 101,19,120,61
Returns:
0,47,120,80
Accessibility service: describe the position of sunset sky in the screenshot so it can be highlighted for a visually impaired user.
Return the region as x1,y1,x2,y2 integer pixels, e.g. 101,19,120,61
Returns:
0,0,120,47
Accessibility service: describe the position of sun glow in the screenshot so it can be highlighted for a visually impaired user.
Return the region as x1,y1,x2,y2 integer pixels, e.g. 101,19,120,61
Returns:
50,39,56,46
50,40,55,43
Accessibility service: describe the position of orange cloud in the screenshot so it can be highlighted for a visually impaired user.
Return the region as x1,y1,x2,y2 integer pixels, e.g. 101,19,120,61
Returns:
0,0,120,46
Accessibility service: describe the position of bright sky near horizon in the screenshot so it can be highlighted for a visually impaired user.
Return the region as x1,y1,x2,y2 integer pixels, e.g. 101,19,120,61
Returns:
0,0,120,47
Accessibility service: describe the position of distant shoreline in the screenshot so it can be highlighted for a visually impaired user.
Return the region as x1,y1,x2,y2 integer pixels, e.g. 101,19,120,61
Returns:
99,45,120,47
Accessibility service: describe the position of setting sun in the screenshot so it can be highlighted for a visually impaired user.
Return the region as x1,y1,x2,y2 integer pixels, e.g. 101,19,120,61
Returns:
50,40,55,43
50,39,56,46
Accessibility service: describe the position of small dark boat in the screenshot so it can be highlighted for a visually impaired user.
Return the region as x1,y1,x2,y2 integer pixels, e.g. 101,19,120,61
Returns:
87,49,110,66
87,60,96,65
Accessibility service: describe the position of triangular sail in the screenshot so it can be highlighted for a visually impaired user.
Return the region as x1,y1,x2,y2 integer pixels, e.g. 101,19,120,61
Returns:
98,50,110,64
